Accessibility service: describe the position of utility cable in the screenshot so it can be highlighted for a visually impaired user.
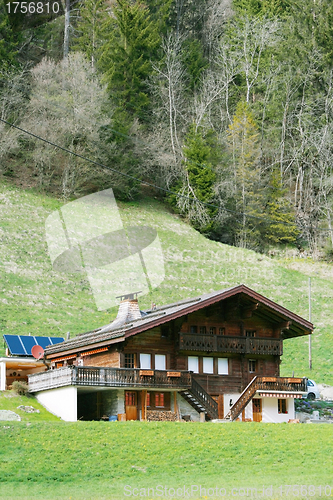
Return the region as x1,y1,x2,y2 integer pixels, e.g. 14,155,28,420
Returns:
0,116,326,231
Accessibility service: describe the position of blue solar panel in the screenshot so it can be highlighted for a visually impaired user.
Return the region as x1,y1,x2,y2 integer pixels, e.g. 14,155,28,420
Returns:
34,337,53,349
3,335,26,356
4,335,65,356
50,337,64,345
21,336,36,355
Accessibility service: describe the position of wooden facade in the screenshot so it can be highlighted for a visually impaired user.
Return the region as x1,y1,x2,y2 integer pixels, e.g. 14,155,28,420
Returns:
29,285,313,421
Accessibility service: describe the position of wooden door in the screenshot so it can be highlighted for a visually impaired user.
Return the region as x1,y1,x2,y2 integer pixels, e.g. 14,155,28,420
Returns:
252,398,262,422
218,395,224,419
125,391,138,421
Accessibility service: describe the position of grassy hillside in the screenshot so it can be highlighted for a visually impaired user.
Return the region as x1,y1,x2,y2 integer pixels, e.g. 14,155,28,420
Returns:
1,181,333,383
0,390,59,422
1,420,333,500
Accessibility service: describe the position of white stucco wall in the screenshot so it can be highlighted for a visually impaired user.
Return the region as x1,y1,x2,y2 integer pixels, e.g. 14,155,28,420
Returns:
234,396,295,422
224,393,241,418
36,386,77,421
0,362,6,391
262,397,295,423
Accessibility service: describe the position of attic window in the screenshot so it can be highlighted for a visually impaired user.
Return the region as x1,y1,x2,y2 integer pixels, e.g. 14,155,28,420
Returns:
209,327,216,335
190,325,198,334
246,330,256,337
200,326,206,334
161,325,169,338
218,328,225,335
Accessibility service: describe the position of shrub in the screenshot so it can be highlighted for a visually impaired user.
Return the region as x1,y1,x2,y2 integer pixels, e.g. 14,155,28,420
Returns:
12,380,29,396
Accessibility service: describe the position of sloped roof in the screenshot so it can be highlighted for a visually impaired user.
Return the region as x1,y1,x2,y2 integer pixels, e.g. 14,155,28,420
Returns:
44,284,313,359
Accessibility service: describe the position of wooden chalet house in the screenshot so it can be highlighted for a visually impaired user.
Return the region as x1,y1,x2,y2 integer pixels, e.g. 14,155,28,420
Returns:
28,285,313,422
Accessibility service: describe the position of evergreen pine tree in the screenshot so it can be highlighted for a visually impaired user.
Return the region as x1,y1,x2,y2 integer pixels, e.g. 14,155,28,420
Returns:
262,169,299,245
227,101,263,248
73,0,108,68
99,0,160,122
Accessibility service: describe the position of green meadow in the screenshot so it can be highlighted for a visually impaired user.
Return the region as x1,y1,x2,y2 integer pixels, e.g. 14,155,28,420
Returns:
1,418,333,500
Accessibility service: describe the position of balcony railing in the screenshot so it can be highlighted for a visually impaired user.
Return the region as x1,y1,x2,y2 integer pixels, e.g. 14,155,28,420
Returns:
28,366,192,393
179,333,282,355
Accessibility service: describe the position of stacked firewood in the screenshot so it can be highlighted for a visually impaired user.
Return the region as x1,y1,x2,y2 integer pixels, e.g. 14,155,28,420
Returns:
146,410,178,421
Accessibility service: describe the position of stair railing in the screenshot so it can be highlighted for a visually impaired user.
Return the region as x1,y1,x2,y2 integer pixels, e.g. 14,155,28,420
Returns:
224,376,258,421
190,378,219,420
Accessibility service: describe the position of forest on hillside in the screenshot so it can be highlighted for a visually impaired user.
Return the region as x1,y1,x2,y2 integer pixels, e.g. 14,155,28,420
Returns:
1,0,333,256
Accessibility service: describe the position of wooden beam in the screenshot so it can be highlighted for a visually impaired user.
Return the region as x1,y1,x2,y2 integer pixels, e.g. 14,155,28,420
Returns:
141,390,147,421
174,391,179,421
241,303,259,319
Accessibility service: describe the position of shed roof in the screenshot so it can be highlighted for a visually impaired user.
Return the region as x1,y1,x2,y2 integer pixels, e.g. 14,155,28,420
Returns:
44,285,313,359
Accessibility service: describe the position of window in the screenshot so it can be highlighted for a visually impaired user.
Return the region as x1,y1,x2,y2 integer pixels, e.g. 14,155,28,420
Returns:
155,354,166,370
218,328,225,335
188,356,199,373
124,353,135,368
209,327,216,335
190,325,198,333
246,330,256,337
218,358,228,375
278,399,288,414
203,357,214,374
125,391,137,406
249,359,257,373
140,353,151,369
200,326,206,334
155,393,165,407
161,325,169,338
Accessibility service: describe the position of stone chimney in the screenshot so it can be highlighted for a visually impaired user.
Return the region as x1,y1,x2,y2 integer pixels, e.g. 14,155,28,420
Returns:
109,292,142,329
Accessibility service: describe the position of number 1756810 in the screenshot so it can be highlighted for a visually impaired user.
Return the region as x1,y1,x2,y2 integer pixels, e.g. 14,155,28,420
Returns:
6,2,60,14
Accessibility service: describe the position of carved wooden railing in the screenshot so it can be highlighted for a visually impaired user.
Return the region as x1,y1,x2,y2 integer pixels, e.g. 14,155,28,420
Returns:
28,366,73,392
29,366,192,392
224,377,307,421
179,333,282,355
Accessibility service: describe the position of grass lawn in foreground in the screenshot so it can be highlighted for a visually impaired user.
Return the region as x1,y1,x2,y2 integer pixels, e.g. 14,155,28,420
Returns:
0,421,332,500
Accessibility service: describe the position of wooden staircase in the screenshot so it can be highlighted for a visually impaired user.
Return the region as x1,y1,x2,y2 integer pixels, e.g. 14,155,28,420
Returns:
224,376,258,421
224,376,307,421
180,378,219,420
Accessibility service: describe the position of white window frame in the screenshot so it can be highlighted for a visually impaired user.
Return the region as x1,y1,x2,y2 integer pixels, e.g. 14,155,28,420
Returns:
188,356,199,374
155,354,166,370
203,357,214,374
140,353,151,369
218,358,229,375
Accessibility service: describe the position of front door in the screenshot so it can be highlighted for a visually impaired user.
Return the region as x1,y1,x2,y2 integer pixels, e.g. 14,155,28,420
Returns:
252,398,262,422
125,391,138,421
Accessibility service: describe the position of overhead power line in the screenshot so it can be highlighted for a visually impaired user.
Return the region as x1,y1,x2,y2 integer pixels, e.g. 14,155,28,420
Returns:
0,117,324,231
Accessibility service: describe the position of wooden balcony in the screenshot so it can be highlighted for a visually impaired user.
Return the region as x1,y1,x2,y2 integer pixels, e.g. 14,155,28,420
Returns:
179,333,282,355
28,366,192,393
